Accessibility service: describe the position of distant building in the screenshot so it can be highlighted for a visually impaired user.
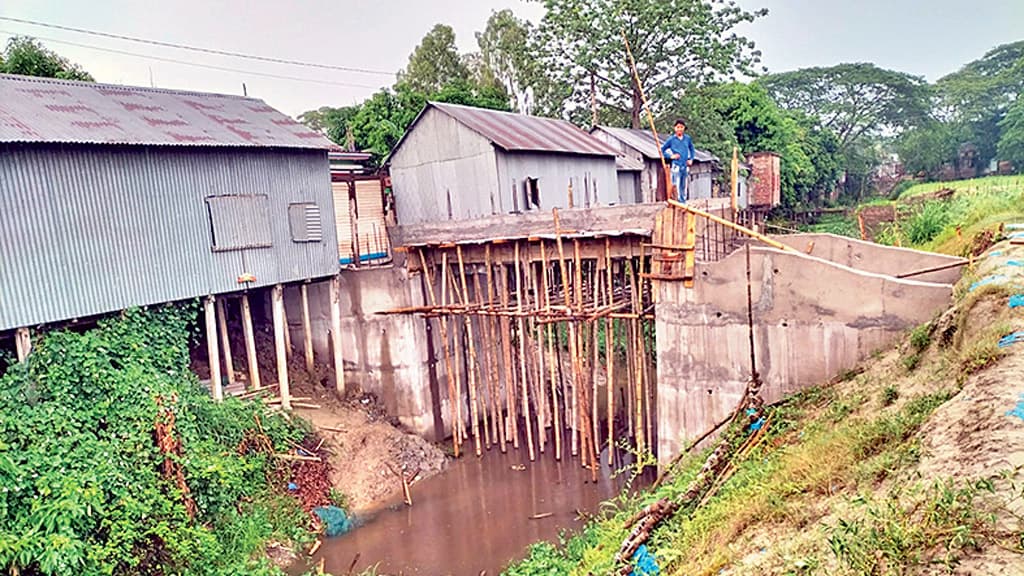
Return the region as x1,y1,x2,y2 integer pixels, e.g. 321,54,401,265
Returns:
386,102,624,226
589,126,723,203
0,73,337,333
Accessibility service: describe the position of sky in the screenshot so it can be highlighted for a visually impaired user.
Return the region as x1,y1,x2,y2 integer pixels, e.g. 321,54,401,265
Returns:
1,0,1021,118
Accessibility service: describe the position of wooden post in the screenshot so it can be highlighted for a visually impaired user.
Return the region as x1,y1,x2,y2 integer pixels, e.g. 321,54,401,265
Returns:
456,245,483,457
281,288,293,359
272,285,292,410
420,250,459,458
329,276,346,395
442,252,466,448
540,241,562,461
241,294,261,389
14,327,31,362
473,271,495,449
204,296,223,401
628,260,644,457
514,242,536,461
301,284,315,374
484,245,508,452
553,208,580,458
497,263,519,449
605,239,616,468
731,145,739,221
215,298,236,389
667,199,795,252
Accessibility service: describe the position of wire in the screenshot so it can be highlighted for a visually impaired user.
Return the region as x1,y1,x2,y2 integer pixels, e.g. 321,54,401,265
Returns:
0,30,386,89
0,15,394,76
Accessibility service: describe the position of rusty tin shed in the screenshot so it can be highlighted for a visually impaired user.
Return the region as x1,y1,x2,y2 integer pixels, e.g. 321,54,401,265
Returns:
386,102,623,226
0,74,337,332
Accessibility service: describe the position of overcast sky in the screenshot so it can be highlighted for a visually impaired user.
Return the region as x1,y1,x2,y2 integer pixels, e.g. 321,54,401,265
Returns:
1,1,1021,118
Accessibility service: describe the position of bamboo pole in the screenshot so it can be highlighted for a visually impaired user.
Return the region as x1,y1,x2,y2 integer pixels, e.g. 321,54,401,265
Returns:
628,260,645,457
300,284,315,374
731,145,739,221
15,327,31,363
498,263,520,449
667,199,794,252
241,294,261,390
281,288,293,359
576,241,598,479
605,239,616,467
553,209,579,458
329,276,346,395
540,241,562,460
640,242,654,450
485,245,508,452
204,296,223,401
592,260,602,471
457,245,483,457
523,243,546,455
438,249,462,455
514,242,536,461
271,286,291,410
215,298,236,388
573,239,589,467
472,271,494,449
420,250,460,458
531,254,548,454
443,252,467,445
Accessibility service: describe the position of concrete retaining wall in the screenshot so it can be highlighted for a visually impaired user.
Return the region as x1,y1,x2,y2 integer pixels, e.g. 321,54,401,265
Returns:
656,245,959,463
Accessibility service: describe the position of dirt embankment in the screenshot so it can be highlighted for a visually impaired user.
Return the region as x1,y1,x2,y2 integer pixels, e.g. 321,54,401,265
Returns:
191,321,448,514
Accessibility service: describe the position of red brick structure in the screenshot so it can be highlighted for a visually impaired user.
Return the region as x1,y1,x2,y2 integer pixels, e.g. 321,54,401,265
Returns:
748,151,781,208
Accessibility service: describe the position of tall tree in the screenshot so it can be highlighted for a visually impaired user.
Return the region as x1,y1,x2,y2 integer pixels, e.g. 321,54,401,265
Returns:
534,0,767,127
1,36,93,81
758,63,931,152
937,40,1024,165
997,97,1024,170
399,24,470,93
297,105,361,148
476,9,536,113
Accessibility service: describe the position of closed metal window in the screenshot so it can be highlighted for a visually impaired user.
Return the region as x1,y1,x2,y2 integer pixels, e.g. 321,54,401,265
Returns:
206,194,272,251
288,202,323,242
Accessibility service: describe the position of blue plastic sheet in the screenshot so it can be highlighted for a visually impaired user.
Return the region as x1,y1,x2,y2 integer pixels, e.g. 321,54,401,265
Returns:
631,544,660,576
989,251,1003,258
314,505,354,537
998,331,1024,349
1010,295,1024,309
970,275,1008,292
1007,260,1024,267
1006,394,1024,422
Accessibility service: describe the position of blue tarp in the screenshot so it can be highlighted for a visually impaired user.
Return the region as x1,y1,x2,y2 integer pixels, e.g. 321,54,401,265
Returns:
631,544,660,576
314,505,354,537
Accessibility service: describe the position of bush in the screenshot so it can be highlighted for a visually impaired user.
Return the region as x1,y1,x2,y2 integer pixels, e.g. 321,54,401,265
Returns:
0,305,309,575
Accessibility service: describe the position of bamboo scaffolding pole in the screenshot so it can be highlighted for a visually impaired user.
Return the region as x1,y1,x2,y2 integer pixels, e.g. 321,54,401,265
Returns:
573,239,597,474
553,209,579,458
527,251,546,455
542,247,563,461
514,242,536,461
472,271,494,449
457,246,483,457
215,297,236,387
451,292,468,444
628,257,644,456
485,245,508,452
281,289,293,359
241,293,261,390
300,284,315,374
592,260,601,471
640,242,653,452
498,263,520,449
605,238,616,468
437,251,461,457
667,199,795,252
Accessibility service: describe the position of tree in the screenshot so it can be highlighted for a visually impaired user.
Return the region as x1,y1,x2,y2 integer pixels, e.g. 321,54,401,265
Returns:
399,24,469,93
997,97,1024,170
476,9,536,113
758,63,931,152
1,36,93,81
937,40,1024,165
533,0,767,127
895,121,959,178
297,105,360,148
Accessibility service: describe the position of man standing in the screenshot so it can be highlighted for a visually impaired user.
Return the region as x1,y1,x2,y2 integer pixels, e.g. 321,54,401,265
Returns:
661,119,696,202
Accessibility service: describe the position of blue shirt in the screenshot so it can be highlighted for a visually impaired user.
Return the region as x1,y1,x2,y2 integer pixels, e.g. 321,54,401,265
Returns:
661,134,695,169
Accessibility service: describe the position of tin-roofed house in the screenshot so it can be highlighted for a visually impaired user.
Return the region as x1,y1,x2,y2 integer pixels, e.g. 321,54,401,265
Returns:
386,102,625,226
589,126,723,203
0,73,342,403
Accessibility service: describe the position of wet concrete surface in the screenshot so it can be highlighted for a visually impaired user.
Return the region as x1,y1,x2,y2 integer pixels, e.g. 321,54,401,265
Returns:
303,440,649,575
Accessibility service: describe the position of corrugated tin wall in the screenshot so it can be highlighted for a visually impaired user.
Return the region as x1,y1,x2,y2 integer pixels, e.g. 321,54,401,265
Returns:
389,108,500,225
0,143,337,330
495,151,619,212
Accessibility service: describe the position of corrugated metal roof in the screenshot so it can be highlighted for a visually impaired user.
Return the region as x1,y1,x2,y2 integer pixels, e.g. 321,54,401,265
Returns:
427,102,617,156
0,73,333,149
594,126,719,163
615,156,644,171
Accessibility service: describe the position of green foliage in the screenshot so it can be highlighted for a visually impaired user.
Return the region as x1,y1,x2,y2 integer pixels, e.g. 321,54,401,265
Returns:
533,0,767,127
399,24,470,93
905,201,952,245
476,9,536,114
0,306,308,575
758,63,932,152
297,106,360,148
829,479,993,574
997,96,1024,170
895,120,960,179
909,322,933,352
1,36,94,81
881,385,899,407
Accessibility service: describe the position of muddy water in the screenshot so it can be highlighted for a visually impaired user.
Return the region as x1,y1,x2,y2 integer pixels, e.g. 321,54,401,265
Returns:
305,443,648,576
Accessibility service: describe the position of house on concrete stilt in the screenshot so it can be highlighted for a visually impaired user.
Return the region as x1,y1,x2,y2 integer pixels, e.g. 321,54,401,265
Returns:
0,73,346,407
